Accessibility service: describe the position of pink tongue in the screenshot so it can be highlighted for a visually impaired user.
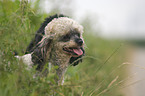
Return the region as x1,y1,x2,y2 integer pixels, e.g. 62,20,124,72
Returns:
73,48,83,56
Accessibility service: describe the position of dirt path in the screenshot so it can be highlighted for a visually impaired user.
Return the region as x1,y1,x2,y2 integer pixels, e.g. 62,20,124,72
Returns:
124,47,145,96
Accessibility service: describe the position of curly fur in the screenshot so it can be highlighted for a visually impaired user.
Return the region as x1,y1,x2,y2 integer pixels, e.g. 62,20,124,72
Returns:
20,14,85,85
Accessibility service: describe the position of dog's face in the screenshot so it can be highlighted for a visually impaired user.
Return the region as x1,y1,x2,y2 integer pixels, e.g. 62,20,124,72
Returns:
56,29,84,57
45,17,85,58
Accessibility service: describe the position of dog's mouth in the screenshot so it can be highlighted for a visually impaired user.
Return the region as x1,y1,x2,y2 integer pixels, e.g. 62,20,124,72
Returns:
63,47,83,57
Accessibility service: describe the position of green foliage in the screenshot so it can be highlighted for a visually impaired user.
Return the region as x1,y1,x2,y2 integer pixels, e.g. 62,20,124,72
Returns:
0,0,126,96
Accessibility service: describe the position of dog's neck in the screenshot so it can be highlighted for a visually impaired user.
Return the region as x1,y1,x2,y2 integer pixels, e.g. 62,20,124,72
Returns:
50,50,71,68
48,46,71,85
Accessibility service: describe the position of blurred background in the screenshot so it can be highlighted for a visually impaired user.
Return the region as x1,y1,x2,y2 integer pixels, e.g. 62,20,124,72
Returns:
0,0,145,96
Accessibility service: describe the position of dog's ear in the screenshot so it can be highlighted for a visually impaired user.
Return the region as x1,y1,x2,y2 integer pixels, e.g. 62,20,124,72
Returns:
31,36,53,70
69,47,85,66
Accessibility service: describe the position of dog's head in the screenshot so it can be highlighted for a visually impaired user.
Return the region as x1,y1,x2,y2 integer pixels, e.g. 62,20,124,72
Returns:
44,17,85,62
44,17,84,58
32,16,85,67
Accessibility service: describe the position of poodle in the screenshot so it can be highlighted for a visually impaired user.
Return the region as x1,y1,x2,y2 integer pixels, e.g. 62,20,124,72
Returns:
16,14,85,85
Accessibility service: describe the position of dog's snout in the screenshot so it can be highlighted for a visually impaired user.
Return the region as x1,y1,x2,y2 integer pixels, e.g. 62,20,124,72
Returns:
75,38,83,46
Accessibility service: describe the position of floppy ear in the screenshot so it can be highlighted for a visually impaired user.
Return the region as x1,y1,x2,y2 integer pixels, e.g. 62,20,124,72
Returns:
31,36,53,71
69,47,85,66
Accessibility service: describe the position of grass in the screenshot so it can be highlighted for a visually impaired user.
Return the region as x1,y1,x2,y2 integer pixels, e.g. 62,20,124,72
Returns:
0,0,127,96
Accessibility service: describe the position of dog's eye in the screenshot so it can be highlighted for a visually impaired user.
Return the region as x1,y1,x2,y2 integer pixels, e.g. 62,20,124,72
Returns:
63,35,70,41
60,35,70,42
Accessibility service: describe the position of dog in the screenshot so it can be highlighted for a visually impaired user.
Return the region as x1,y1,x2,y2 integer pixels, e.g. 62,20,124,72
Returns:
16,14,85,85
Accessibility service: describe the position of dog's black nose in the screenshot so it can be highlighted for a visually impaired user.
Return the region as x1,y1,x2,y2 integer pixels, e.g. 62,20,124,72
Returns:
75,39,83,46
